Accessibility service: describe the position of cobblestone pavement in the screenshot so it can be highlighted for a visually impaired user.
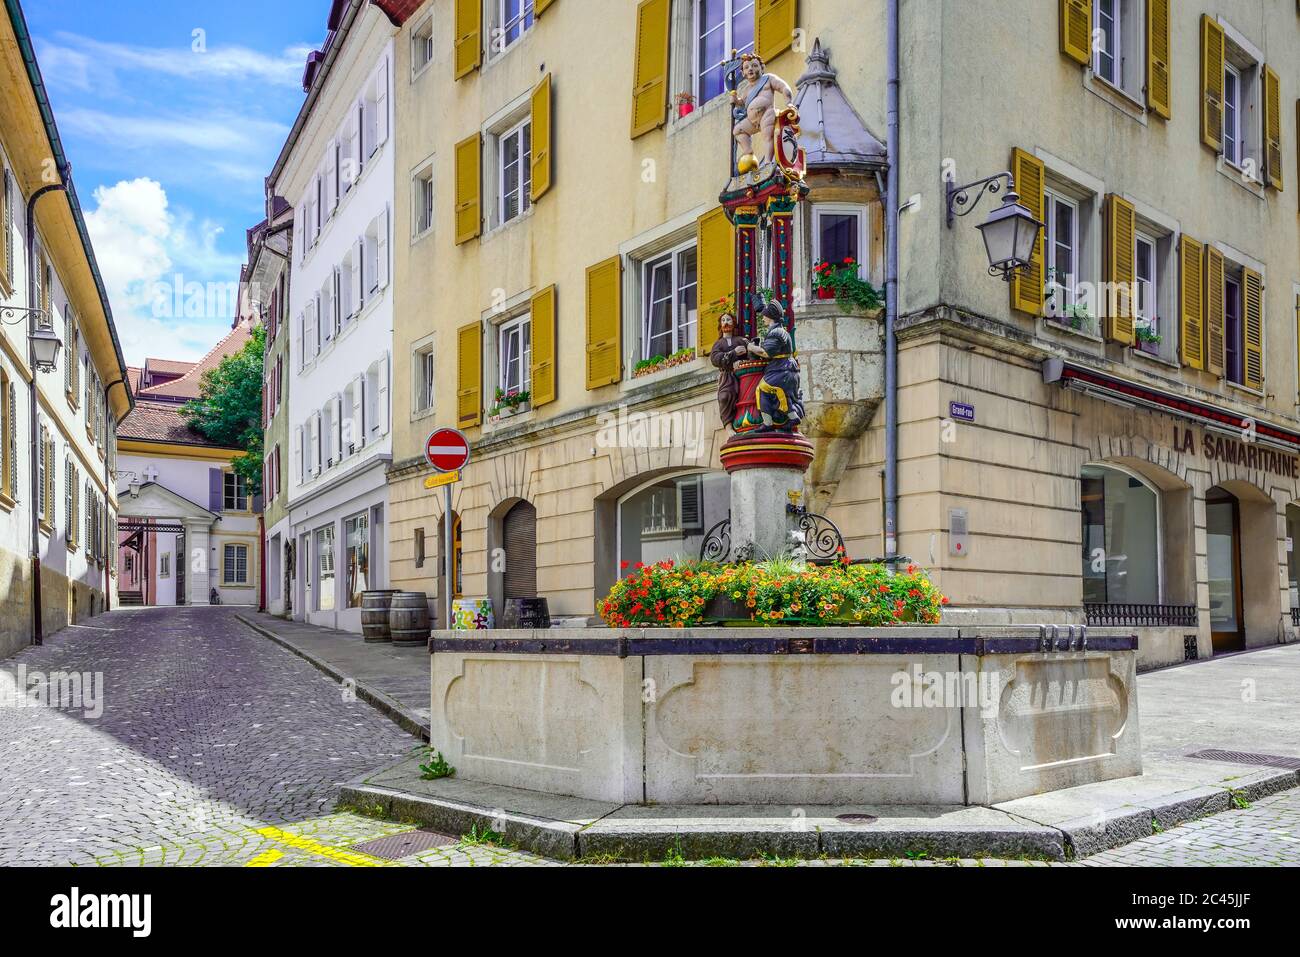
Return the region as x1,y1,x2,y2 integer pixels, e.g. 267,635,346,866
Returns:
1,607,1295,867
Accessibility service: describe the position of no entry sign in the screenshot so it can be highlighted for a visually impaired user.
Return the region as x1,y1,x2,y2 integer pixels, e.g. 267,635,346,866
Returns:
425,428,470,473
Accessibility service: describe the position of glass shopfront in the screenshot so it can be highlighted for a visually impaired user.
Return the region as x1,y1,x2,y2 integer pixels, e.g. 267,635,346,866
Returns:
618,472,731,569
1206,487,1244,652
1080,465,1160,604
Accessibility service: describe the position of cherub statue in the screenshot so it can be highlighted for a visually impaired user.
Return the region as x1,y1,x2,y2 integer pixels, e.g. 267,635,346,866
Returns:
748,300,804,433
709,312,750,426
732,53,795,175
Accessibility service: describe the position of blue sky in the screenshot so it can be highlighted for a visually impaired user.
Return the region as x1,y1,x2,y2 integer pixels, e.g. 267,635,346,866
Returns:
27,0,327,365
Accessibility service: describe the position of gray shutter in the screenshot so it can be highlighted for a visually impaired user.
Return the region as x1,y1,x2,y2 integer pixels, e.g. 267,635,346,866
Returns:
8,383,16,498
502,501,537,599
209,467,224,512
4,169,12,285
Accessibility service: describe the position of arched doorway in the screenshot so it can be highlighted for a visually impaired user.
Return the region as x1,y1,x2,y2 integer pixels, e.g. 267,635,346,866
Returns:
501,500,537,600
1206,486,1245,653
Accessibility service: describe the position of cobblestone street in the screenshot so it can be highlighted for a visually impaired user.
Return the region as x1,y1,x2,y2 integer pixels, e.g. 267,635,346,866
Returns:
0,606,1296,868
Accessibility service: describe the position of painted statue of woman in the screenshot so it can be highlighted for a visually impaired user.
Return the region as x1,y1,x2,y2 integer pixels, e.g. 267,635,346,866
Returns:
709,313,749,426
749,301,804,432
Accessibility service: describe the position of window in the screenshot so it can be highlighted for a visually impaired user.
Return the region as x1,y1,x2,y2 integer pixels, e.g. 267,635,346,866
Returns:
437,511,463,598
1081,465,1160,605
345,512,369,608
1223,62,1242,168
223,471,249,511
618,472,729,569
414,527,426,568
1045,191,1079,309
1134,232,1156,346
1224,272,1243,384
498,312,531,395
411,14,434,76
413,164,434,238
497,119,532,225
1094,0,1120,86
160,553,171,579
812,204,869,280
1089,0,1145,103
495,0,535,55
696,0,755,104
641,243,698,360
315,525,336,611
223,543,249,586
415,345,436,412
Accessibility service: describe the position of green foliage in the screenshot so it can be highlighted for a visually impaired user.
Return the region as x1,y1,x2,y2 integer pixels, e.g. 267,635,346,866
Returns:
812,258,883,313
182,324,266,494
419,749,455,780
460,823,505,847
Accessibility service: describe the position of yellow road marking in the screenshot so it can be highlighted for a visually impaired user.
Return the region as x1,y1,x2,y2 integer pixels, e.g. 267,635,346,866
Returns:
245,848,284,867
252,826,390,867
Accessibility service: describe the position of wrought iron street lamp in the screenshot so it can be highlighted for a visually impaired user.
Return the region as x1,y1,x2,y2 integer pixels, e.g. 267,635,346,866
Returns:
1,306,61,372
945,171,1043,281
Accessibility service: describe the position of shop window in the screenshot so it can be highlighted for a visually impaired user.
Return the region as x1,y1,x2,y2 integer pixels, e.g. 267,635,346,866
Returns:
345,511,369,608
1081,465,1160,605
618,472,729,568
223,543,249,586
641,242,698,361
315,525,335,611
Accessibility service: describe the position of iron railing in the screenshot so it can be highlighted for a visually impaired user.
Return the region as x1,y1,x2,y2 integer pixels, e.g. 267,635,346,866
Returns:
1291,608,1300,627
1084,603,1197,627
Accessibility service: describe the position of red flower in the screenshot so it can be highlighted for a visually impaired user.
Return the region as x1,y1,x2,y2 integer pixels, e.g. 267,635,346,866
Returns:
941,596,950,605
621,561,630,569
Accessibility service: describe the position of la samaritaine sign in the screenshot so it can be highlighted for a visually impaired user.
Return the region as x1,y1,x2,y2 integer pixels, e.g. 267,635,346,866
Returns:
1172,425,1300,478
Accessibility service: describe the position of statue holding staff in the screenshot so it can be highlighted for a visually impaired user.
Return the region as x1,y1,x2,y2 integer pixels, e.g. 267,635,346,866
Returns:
731,53,795,175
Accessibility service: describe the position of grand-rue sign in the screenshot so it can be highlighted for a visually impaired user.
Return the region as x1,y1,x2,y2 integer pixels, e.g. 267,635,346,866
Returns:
425,428,470,473
1172,425,1300,479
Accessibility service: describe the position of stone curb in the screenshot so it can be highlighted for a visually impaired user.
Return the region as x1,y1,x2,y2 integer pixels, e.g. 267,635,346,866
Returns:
234,613,431,742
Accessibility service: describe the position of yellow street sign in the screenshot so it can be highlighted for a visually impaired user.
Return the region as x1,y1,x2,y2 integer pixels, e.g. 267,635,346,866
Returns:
424,470,460,490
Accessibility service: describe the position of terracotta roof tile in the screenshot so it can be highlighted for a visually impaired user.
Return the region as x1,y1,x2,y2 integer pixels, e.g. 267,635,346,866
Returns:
137,320,253,400
116,400,219,447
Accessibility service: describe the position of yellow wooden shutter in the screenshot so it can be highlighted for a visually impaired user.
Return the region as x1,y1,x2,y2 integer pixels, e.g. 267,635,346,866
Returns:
530,74,553,203
1242,267,1264,392
536,0,557,14
1263,66,1283,190
756,0,797,64
454,134,481,245
456,322,482,427
1200,15,1224,152
454,0,481,80
1146,0,1171,119
1009,148,1046,316
697,207,735,357
1203,245,1225,377
530,285,556,407
1295,294,1300,403
1060,0,1091,66
631,0,671,139
1178,234,1204,370
0,174,6,280
586,255,622,389
1103,194,1136,345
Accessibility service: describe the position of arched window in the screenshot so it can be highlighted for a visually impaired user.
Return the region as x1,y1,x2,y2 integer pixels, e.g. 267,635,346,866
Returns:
1081,464,1160,604
617,471,730,568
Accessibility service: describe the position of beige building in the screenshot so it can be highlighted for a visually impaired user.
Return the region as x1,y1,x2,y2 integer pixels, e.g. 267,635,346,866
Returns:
379,0,1300,669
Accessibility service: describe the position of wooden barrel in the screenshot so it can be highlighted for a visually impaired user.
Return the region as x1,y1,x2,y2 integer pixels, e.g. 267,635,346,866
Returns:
361,590,398,642
500,597,551,630
389,592,432,646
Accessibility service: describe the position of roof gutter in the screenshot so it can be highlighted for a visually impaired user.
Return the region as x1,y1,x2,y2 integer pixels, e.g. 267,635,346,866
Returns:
4,0,133,418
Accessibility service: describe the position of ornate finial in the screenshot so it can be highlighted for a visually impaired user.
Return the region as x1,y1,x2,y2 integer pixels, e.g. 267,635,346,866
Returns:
797,38,835,87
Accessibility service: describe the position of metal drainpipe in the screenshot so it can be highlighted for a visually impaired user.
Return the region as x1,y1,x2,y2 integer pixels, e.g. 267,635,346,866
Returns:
884,0,901,568
102,378,127,611
27,174,69,646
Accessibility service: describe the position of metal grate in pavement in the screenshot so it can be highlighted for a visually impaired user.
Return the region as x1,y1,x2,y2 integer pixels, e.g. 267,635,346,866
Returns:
835,814,879,824
1186,749,1300,771
350,829,458,860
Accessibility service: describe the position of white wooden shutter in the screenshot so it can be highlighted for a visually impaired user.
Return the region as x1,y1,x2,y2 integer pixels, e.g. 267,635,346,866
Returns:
310,414,321,474
377,354,390,436
294,312,304,370
350,375,365,450
376,58,390,147
377,206,390,289
327,142,339,213
354,237,365,308
348,108,362,182
294,426,303,482
331,395,343,461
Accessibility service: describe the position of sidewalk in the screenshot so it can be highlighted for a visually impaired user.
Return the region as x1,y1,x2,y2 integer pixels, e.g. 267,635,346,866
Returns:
235,613,430,741
238,612,1300,861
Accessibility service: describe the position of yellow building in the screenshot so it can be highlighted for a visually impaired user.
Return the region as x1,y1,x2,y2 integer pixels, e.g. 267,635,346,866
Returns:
0,0,132,655
380,0,1300,669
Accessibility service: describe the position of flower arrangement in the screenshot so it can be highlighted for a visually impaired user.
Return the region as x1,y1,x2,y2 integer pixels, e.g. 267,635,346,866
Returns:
812,258,883,313
1135,323,1162,346
488,387,530,418
675,92,697,118
598,556,948,628
633,346,697,377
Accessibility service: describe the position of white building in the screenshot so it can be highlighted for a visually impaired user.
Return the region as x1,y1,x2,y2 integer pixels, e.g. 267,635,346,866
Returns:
271,2,396,632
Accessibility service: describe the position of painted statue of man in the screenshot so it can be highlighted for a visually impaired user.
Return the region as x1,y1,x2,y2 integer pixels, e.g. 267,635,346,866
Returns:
749,301,803,433
709,312,749,426
732,54,795,175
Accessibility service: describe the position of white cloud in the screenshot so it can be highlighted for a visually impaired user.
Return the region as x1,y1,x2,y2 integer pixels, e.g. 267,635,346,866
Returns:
40,33,312,90
84,178,242,365
60,108,287,158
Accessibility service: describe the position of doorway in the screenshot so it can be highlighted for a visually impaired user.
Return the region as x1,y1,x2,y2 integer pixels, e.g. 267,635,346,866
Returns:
1206,487,1245,653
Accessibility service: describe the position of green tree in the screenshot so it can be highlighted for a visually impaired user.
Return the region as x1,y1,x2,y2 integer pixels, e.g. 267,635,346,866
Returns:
183,324,266,494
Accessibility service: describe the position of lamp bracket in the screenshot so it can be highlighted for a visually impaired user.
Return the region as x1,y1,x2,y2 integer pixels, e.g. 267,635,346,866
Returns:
0,305,51,327
945,171,1017,228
